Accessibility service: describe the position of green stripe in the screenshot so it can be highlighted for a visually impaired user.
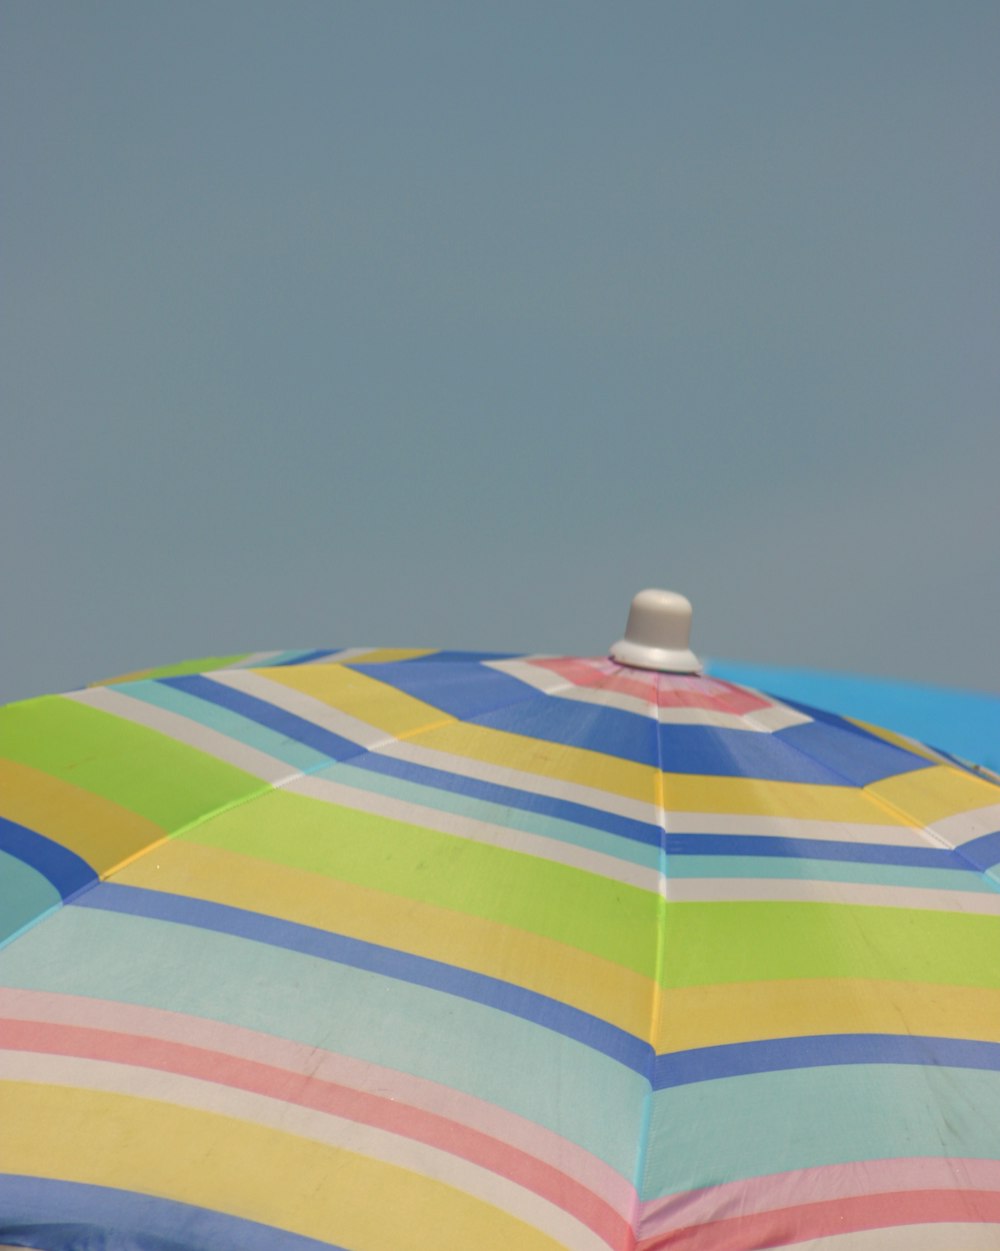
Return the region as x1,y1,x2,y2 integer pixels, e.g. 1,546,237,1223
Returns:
0,697,264,831
110,653,252,681
660,901,1000,988
186,788,663,976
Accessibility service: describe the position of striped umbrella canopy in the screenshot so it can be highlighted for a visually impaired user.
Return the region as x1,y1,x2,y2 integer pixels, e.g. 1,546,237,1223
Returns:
2,602,1000,1250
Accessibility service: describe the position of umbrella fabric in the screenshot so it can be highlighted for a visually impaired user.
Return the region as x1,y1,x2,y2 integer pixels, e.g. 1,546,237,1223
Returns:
706,660,1000,774
1,649,1000,1250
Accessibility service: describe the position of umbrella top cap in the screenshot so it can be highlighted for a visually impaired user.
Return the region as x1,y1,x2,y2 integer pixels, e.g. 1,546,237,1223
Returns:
610,589,702,674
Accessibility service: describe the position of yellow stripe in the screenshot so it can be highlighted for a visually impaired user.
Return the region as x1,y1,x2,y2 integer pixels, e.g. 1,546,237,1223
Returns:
3,1083,564,1251
849,717,945,764
117,840,656,1039
867,764,1000,826
656,979,1000,1052
344,647,439,664
0,758,164,874
254,667,921,819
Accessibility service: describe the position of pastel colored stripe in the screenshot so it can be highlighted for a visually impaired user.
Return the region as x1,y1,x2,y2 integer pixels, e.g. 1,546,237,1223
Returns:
114,839,658,1039
961,828,1000,870
868,764,1000,828
0,987,636,1218
758,1226,1000,1250
636,1187,1000,1250
0,1176,343,1251
655,980,1000,1052
654,901,1000,990
642,1064,1000,1198
1,1017,629,1250
664,876,1000,913
667,854,991,888
0,904,647,1175
72,883,653,1075
638,1157,1000,1239
0,848,63,946
651,1033,1000,1089
1,1075,584,1251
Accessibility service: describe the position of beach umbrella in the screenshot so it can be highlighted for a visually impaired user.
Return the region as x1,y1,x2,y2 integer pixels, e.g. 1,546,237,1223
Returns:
2,590,999,1250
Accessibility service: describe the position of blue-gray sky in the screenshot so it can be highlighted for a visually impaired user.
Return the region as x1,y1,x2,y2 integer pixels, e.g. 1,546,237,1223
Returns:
3,1,998,704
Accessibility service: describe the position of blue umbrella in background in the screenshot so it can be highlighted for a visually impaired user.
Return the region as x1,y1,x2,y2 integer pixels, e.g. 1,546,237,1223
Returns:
706,662,1000,773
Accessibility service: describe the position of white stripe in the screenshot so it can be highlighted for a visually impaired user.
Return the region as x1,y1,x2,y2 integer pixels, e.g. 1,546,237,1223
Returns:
789,1224,1000,1250
0,1052,610,1251
231,650,286,669
665,876,1000,913
661,813,921,843
63,688,294,785
285,774,661,891
930,802,1000,849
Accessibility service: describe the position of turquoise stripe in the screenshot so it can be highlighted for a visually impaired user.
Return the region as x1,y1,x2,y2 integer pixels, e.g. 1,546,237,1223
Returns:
117,681,333,773
642,1062,1000,1199
0,848,62,944
316,760,662,871
670,854,996,892
0,905,647,1181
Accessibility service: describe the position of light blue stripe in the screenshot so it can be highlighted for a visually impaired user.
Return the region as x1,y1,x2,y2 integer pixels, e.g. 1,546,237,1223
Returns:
0,904,647,1182
0,848,63,944
315,759,663,871
670,854,997,892
642,1062,1000,1199
117,680,333,772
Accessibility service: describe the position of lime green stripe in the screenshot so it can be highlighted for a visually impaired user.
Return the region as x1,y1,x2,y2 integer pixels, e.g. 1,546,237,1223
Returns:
186,789,662,976
112,653,252,681
661,900,1000,988
0,697,264,832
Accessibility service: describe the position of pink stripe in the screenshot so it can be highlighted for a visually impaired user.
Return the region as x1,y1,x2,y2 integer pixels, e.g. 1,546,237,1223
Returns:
529,659,773,714
1,997,634,1249
636,1188,1000,1250
639,1158,1000,1243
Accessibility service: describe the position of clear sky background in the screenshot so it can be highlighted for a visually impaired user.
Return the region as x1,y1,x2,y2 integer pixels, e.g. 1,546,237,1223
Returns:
3,1,998,705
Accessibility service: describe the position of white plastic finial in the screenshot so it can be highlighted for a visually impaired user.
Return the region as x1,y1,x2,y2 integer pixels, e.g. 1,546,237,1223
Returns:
610,589,702,673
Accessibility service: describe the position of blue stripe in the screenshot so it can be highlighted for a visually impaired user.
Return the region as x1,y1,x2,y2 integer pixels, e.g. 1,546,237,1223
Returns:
73,884,653,1076
775,718,928,786
0,1176,343,1251
352,659,539,719
0,815,96,900
661,831,971,870
959,829,1000,871
404,650,519,664
350,750,664,847
653,1033,1000,1088
288,648,341,665
159,675,361,761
